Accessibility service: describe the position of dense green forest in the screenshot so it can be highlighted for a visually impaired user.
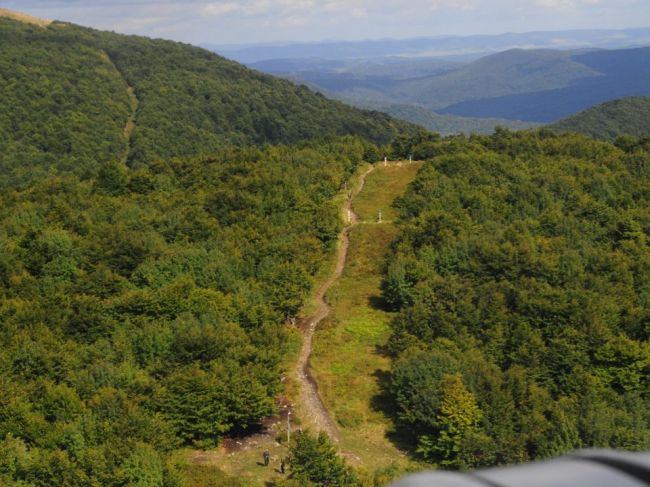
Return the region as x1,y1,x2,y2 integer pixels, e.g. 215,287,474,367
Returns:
0,136,376,485
0,16,410,186
0,13,411,485
0,18,131,186
3,10,650,487
550,97,650,141
383,130,650,468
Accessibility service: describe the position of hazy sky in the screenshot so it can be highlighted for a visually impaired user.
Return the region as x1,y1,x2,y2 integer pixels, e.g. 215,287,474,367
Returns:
4,0,650,45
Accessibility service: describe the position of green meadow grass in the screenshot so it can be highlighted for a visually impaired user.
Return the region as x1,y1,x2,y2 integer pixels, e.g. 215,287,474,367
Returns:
311,162,424,474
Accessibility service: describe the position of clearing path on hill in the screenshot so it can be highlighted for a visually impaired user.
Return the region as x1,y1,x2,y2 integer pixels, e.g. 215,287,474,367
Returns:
294,164,375,443
100,50,139,164
310,161,423,472
186,161,422,485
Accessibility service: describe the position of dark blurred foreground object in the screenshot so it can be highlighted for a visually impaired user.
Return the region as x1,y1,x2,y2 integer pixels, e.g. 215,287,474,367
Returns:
391,450,650,487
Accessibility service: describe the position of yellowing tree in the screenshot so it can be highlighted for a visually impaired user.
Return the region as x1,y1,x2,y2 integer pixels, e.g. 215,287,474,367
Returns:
417,373,483,467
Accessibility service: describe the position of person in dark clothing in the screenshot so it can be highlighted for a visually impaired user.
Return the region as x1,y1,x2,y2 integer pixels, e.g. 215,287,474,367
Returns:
263,450,270,466
280,459,286,474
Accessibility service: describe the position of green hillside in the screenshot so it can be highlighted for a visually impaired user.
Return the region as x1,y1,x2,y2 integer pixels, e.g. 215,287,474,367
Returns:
0,11,411,486
0,17,132,186
383,130,650,468
550,96,650,140
2,9,650,486
0,15,411,186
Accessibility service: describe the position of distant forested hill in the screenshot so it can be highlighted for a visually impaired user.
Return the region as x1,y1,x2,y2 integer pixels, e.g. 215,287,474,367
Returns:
246,46,650,126
0,15,411,186
549,97,650,140
383,130,650,468
393,48,600,110
439,47,650,122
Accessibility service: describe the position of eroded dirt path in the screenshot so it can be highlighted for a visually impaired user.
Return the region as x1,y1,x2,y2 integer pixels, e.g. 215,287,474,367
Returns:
295,164,376,443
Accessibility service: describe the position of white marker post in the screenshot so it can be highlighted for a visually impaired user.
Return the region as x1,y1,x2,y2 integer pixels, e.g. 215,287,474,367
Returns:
287,410,291,444
384,156,387,167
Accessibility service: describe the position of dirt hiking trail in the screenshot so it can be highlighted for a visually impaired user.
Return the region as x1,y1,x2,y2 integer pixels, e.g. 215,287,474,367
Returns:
295,164,375,443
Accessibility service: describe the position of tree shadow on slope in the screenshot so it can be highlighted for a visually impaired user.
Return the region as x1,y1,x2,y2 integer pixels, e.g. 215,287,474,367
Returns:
367,293,393,313
370,369,419,456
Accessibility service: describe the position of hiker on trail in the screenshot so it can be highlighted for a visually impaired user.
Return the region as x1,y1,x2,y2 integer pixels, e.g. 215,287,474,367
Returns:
263,450,270,466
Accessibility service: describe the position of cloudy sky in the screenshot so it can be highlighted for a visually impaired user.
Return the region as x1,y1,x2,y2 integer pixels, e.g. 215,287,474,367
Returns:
3,0,650,45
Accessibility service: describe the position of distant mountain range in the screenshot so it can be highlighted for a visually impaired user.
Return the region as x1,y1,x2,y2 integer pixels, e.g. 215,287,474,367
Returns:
550,96,650,140
438,47,650,122
225,40,650,131
208,27,650,63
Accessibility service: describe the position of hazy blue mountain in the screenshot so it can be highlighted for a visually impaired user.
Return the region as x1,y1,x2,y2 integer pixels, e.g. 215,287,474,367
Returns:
246,43,650,125
439,47,650,122
279,78,539,135
208,27,650,63
549,96,650,140
389,48,600,109
248,56,461,79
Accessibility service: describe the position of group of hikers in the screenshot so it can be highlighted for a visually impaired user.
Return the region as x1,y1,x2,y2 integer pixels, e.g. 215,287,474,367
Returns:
262,450,286,474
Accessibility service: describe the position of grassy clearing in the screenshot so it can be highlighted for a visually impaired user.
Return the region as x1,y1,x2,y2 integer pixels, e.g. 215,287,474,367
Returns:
353,162,421,222
311,162,424,475
183,162,423,485
0,8,51,27
181,435,290,486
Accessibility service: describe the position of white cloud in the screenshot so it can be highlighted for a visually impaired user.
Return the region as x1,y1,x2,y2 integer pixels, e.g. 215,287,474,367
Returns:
429,0,475,10
351,7,367,18
536,0,600,7
202,2,241,16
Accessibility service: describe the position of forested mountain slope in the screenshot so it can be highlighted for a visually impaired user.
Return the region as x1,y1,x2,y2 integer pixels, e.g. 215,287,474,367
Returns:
0,11,416,486
383,130,650,468
0,14,411,186
550,97,650,140
0,137,376,485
